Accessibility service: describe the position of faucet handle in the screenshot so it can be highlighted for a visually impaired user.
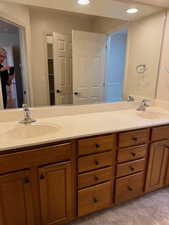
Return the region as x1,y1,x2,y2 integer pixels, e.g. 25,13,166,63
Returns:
22,104,29,111
142,99,150,107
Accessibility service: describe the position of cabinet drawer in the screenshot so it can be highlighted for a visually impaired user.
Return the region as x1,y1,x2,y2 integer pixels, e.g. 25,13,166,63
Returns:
118,145,147,163
152,125,169,142
78,134,116,156
78,151,113,173
116,159,145,178
119,129,149,148
78,182,112,216
115,172,144,203
0,142,72,174
78,167,113,189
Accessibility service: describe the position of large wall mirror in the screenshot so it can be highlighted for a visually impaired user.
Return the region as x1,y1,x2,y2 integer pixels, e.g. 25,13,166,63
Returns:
0,2,166,109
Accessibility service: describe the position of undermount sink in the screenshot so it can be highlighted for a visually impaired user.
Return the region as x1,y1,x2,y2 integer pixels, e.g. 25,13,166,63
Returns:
5,124,60,139
137,111,169,120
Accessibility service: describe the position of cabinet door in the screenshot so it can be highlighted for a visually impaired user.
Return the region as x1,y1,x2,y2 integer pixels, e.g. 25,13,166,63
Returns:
39,161,73,225
145,141,169,192
0,170,34,225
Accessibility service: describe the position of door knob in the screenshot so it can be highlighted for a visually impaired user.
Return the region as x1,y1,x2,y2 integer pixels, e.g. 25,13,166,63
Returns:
56,89,61,93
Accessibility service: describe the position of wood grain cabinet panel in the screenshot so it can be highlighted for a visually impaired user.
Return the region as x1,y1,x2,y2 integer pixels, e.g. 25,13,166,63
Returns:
152,126,169,142
0,170,34,225
119,129,150,148
78,167,113,189
78,151,114,173
78,181,113,217
118,145,147,163
116,159,145,178
78,134,116,156
115,172,144,203
39,162,73,225
145,140,169,192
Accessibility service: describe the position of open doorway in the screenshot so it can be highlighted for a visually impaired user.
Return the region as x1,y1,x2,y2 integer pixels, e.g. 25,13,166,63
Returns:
0,20,24,109
105,29,128,102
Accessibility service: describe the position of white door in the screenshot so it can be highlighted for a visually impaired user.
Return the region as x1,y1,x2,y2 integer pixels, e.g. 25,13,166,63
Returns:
72,30,107,105
53,32,73,105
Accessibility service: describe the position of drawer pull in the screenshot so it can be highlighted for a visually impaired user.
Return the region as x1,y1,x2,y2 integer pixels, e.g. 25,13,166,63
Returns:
164,145,169,150
95,143,101,148
132,137,138,142
40,174,45,180
131,152,136,157
129,166,135,171
93,197,99,203
127,185,133,192
94,175,99,181
95,160,100,165
23,177,30,184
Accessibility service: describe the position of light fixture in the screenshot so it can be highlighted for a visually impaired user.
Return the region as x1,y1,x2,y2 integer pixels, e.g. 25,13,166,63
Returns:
126,8,138,14
77,0,90,5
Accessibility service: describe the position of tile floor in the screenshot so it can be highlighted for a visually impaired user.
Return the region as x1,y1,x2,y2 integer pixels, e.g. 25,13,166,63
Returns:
68,188,169,225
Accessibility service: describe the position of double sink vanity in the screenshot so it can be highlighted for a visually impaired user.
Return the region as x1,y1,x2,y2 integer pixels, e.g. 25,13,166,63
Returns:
1,102,169,225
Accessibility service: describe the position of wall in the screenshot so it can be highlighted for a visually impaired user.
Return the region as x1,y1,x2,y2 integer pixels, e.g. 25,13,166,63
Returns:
30,7,94,106
93,11,166,100
124,12,166,99
156,10,169,101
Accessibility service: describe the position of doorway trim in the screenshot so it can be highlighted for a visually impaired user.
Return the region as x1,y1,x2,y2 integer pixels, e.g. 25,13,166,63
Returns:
0,10,33,108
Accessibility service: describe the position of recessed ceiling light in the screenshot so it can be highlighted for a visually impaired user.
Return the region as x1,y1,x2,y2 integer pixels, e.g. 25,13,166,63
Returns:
77,0,90,5
126,8,139,14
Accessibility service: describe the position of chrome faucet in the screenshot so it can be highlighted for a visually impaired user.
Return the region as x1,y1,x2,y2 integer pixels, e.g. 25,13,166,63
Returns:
19,104,36,124
136,99,150,112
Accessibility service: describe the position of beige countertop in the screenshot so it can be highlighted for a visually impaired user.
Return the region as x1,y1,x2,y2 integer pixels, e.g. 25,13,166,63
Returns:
0,105,169,153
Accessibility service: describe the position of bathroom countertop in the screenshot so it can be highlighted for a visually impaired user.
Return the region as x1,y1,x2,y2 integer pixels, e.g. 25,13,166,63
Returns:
0,106,169,153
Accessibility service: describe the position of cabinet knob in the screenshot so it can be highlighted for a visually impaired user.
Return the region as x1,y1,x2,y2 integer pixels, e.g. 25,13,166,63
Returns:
129,166,135,171
93,197,99,203
96,143,101,148
127,185,133,192
95,160,100,166
74,92,79,96
164,145,169,150
132,137,138,142
131,152,136,157
40,174,45,180
95,175,99,181
23,177,30,184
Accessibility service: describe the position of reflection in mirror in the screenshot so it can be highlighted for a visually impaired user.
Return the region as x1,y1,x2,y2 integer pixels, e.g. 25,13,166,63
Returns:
0,2,166,109
44,9,166,106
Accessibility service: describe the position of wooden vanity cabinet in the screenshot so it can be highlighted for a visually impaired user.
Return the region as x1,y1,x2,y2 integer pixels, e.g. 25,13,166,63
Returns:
0,170,34,225
1,125,169,225
39,161,73,225
145,140,169,192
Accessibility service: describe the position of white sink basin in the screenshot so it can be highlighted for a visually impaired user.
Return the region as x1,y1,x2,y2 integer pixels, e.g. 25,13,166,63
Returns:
137,111,169,120
5,124,60,139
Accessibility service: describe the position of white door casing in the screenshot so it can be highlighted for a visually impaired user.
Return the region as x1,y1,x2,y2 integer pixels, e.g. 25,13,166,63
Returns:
53,32,73,105
72,30,107,105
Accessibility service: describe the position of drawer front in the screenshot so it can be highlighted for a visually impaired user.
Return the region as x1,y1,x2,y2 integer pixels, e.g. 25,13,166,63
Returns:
78,182,113,217
78,134,116,156
118,145,147,163
119,129,150,148
115,172,144,203
0,142,72,174
78,167,113,189
78,151,113,173
116,159,145,178
152,125,169,142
